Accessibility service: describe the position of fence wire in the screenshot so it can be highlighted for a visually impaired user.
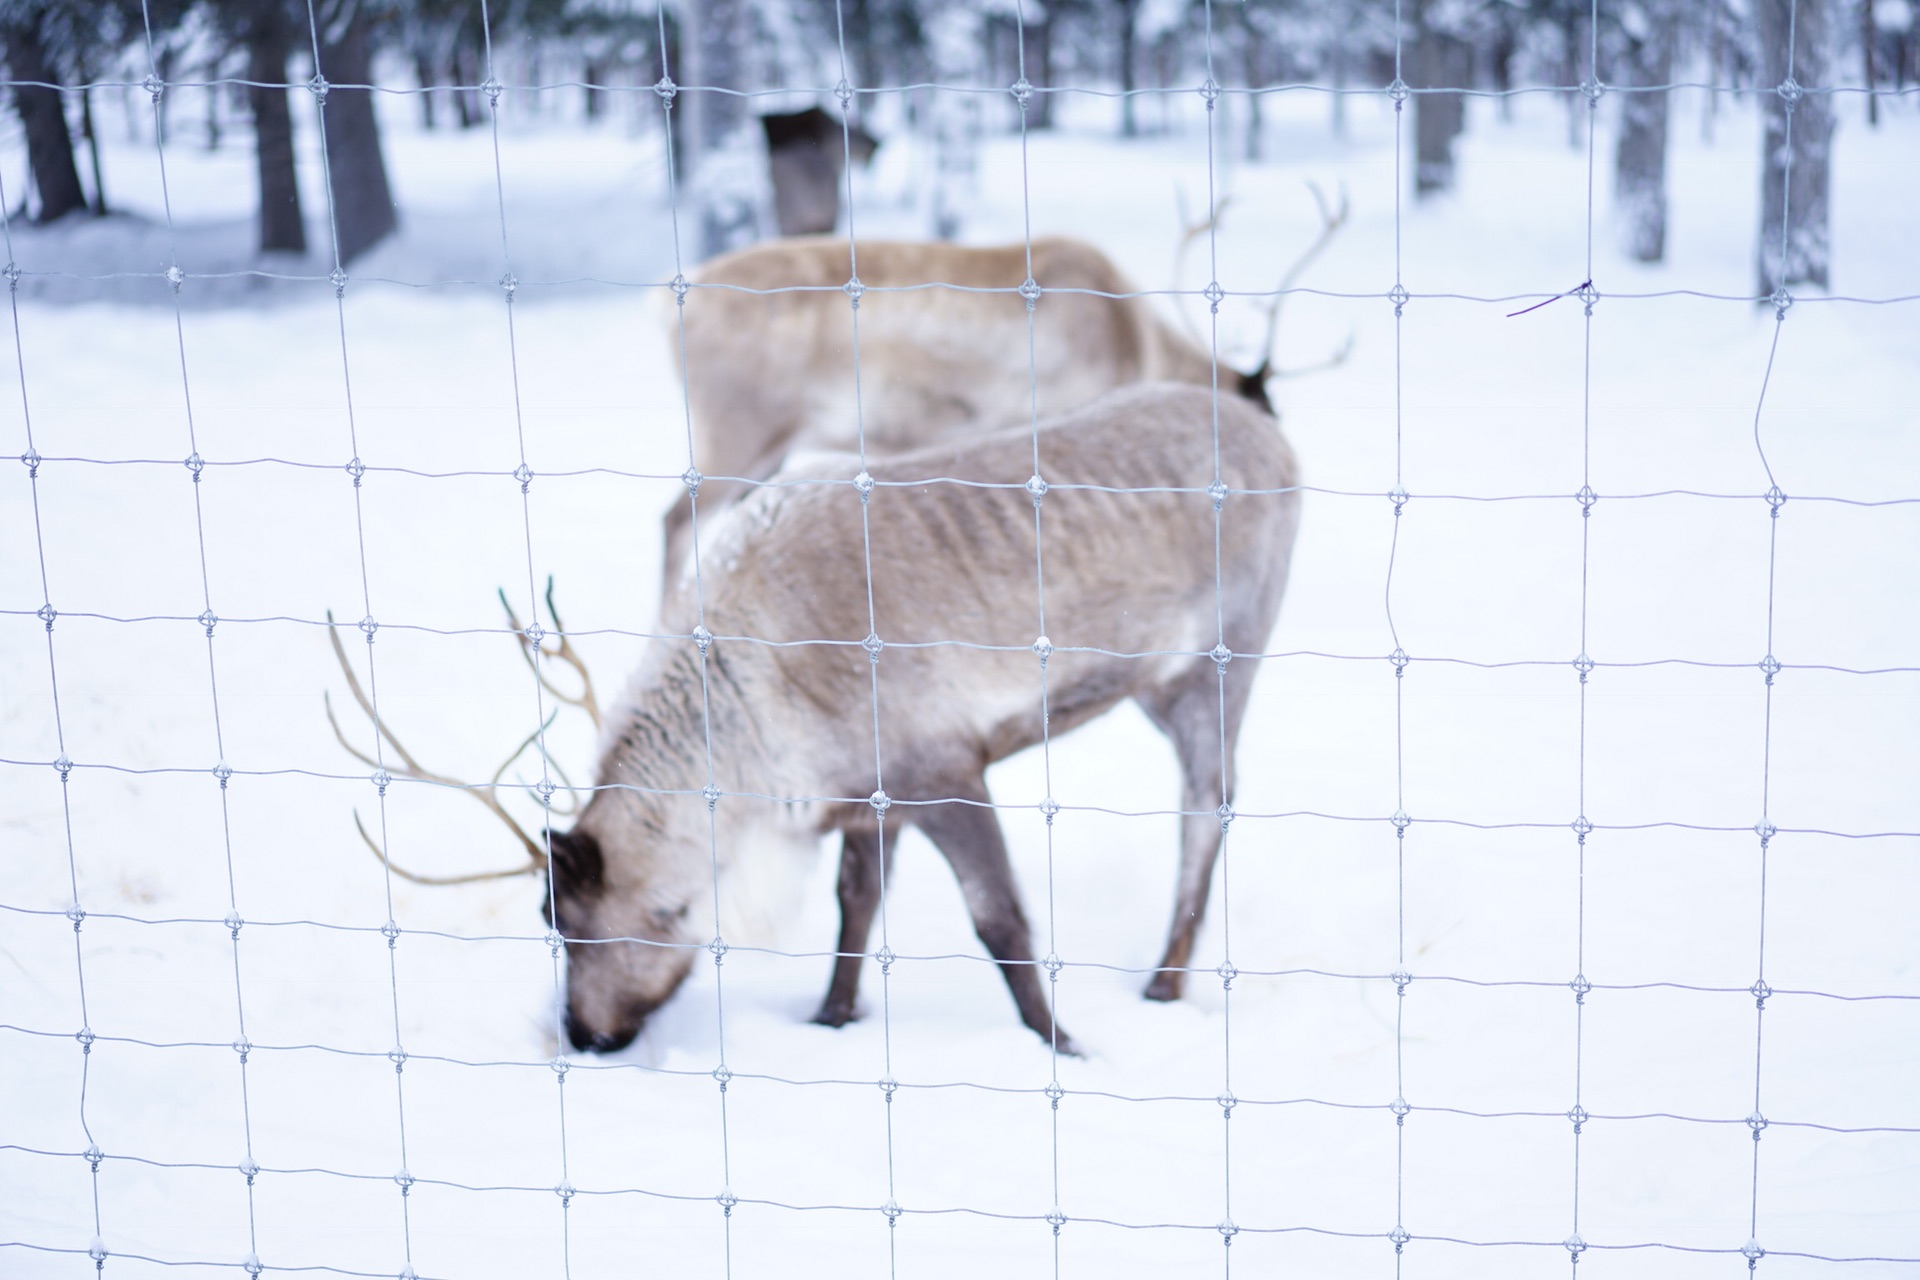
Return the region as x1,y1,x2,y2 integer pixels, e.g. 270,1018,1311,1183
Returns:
4,0,1918,1276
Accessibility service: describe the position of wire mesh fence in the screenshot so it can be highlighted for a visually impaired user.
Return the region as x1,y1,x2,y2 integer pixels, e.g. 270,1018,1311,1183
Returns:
4,0,1918,1277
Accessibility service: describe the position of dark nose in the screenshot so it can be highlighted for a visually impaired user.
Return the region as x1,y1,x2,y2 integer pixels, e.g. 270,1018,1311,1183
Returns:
566,1009,638,1055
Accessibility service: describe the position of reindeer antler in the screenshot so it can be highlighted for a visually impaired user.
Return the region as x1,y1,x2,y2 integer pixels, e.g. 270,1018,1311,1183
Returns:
500,576,601,731
1249,180,1355,386
1171,188,1235,349
324,612,551,886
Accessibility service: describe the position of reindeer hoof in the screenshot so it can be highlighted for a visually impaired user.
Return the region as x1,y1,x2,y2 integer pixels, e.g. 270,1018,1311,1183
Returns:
1143,972,1185,1003
811,1002,859,1028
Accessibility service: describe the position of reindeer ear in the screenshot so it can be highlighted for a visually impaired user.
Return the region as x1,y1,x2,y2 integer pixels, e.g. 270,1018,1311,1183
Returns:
547,827,605,894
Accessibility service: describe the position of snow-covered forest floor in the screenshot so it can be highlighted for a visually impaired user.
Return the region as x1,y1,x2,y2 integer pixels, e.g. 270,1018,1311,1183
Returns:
2,81,1917,1280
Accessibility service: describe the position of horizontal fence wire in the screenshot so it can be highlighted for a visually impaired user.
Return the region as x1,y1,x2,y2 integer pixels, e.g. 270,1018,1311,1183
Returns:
4,8,1916,1276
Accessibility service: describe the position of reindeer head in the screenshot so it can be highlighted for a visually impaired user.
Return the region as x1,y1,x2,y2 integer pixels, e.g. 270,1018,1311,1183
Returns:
543,810,706,1054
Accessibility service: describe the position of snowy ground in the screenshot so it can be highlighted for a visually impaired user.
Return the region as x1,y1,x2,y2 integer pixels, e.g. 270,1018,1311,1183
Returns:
2,76,1917,1280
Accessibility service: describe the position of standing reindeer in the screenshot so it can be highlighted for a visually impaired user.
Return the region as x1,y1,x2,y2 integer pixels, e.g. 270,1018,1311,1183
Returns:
662,188,1345,576
336,383,1300,1052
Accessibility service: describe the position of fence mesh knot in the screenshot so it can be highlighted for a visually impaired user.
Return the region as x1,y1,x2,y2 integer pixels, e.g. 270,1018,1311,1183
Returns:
882,1199,903,1224
76,1024,95,1049
1199,77,1221,106
166,265,185,294
1567,1104,1589,1132
1217,1090,1237,1116
535,778,556,807
863,632,885,662
387,1044,406,1068
4,262,20,292
1216,801,1235,831
1389,647,1409,676
1040,796,1060,822
1216,1217,1238,1240
1387,77,1409,106
544,928,563,955
1208,479,1229,510
143,73,165,103
854,469,875,499
712,1064,733,1087
67,900,86,925
874,943,896,973
1576,484,1597,513
1026,473,1049,503
1570,973,1592,1003
224,910,244,936
39,603,58,630
1019,277,1042,309
869,789,891,816
833,79,855,109
239,1156,258,1181
1216,960,1237,988
717,1189,738,1211
513,462,533,491
702,782,722,810
306,74,328,104
1032,635,1054,663
232,1037,252,1062
1010,78,1033,108
1572,815,1593,841
328,268,347,298
549,1054,570,1077
1747,1111,1768,1137
653,76,676,103
1768,286,1793,319
1042,952,1064,976
1203,280,1225,312
691,624,713,655
1775,77,1803,106
1389,1095,1411,1119
1754,820,1777,846
1563,1233,1586,1257
1390,809,1411,836
1743,1238,1767,1263
843,276,865,306
1210,643,1233,671
184,450,204,478
54,753,73,778
1759,654,1781,683
1390,968,1411,994
85,1143,104,1170
1043,1080,1065,1106
1388,283,1409,314
345,457,366,483
20,446,40,474
1388,484,1408,512
87,1238,109,1266
1750,978,1772,1007
1046,1210,1067,1235
1573,652,1595,680
878,1076,898,1099
242,1253,263,1277
1389,1226,1411,1252
394,1167,414,1191
1581,77,1605,108
554,1180,574,1205
709,937,729,964
482,78,503,108
213,762,233,787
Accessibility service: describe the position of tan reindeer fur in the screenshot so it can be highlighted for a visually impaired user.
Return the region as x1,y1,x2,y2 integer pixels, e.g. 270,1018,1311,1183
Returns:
555,383,1300,1053
662,235,1248,573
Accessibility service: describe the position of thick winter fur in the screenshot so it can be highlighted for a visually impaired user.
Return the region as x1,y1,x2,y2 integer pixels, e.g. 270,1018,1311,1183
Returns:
556,383,1300,1053
663,235,1270,575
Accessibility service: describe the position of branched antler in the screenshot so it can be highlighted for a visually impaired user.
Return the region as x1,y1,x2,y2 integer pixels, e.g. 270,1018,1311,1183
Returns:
1250,180,1355,385
324,612,550,886
500,576,602,731
1171,188,1235,349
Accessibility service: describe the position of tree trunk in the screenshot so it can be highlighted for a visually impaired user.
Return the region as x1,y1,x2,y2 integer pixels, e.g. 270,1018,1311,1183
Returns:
1118,0,1140,137
1755,0,1834,296
679,0,755,260
247,12,307,255
413,49,437,129
1411,28,1469,197
1861,0,1879,126
80,85,107,215
1614,2,1678,262
1031,15,1054,129
317,9,398,266
3,9,88,223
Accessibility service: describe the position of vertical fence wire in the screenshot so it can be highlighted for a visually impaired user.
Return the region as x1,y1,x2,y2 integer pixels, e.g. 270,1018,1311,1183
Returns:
134,3,266,1273
0,116,113,1280
470,5,579,1275
651,11,741,1275
296,5,423,1275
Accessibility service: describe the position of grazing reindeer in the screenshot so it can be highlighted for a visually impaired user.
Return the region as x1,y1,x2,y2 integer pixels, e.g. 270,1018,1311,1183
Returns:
328,388,1299,1052
663,189,1345,576
553,382,1299,1052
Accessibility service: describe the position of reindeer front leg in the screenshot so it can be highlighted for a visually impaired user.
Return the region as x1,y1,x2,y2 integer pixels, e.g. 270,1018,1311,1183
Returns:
813,824,890,1027
913,776,1077,1055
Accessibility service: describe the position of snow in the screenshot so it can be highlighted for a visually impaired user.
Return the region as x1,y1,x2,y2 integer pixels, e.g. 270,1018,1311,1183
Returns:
3,76,1917,1280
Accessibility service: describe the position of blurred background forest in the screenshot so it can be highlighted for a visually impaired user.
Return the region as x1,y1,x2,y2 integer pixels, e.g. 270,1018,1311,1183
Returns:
3,0,1915,297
